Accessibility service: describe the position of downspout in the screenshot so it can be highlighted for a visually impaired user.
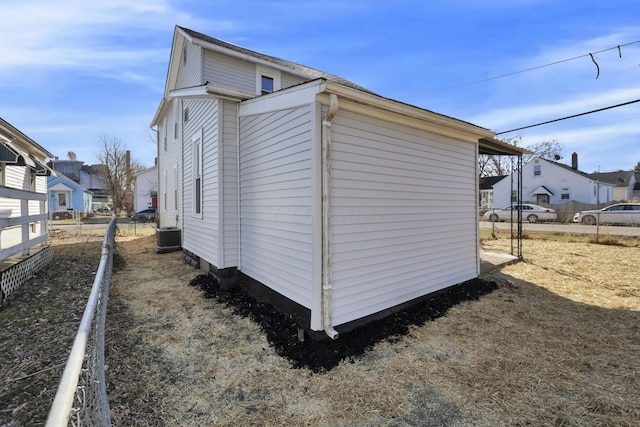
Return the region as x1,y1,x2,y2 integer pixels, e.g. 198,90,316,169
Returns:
322,93,339,339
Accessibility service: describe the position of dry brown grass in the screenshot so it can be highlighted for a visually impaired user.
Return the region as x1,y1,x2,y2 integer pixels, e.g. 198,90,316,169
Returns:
103,233,640,426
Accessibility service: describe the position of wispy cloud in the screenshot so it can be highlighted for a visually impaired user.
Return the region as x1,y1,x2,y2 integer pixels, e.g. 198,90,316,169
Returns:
0,0,233,84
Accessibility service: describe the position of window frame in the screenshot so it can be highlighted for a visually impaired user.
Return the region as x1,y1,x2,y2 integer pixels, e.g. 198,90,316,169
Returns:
192,130,203,217
255,65,281,95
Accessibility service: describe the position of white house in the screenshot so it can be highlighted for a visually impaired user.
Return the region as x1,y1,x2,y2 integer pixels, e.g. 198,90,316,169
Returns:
492,155,615,208
133,165,157,211
151,26,523,339
0,118,54,299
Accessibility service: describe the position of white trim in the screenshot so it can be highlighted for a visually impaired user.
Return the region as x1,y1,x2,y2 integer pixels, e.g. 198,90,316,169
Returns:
256,64,281,95
191,129,203,218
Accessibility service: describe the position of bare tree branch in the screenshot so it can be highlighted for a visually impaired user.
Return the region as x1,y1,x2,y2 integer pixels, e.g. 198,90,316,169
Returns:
95,135,140,216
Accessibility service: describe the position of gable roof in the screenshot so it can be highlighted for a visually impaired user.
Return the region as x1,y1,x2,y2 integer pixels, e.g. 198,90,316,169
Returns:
0,117,53,160
48,172,93,194
177,26,375,95
593,170,634,187
479,175,507,190
153,27,528,158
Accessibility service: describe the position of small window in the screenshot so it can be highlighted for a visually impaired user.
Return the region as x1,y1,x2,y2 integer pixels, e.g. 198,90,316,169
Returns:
174,122,178,139
183,107,189,123
192,133,203,216
261,75,274,95
561,188,570,200
533,165,541,176
182,43,187,65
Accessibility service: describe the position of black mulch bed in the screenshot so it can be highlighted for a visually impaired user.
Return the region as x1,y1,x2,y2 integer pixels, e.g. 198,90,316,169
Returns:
189,275,498,373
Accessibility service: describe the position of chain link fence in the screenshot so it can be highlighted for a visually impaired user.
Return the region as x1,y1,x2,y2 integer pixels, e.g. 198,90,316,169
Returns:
46,218,117,427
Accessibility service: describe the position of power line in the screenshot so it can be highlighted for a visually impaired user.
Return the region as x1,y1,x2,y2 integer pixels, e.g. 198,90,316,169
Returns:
414,40,640,96
495,98,640,135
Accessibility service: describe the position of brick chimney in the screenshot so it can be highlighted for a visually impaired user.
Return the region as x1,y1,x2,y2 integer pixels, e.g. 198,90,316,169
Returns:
571,152,578,170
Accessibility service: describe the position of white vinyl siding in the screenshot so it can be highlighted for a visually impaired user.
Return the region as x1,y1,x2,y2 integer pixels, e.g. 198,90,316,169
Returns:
221,100,239,268
281,72,308,89
239,105,314,307
177,40,203,89
157,107,182,229
204,50,255,94
181,99,220,266
329,109,478,327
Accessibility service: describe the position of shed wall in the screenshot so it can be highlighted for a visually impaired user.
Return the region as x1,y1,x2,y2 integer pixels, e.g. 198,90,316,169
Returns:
329,109,479,327
239,104,314,308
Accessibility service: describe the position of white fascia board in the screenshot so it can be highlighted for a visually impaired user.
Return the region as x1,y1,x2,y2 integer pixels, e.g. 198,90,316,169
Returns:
205,83,257,101
239,79,325,117
50,182,74,192
320,81,496,142
150,98,167,128
169,84,256,102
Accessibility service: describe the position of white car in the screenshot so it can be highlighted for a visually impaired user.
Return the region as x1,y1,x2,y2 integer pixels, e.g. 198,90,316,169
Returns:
484,204,557,223
572,203,640,225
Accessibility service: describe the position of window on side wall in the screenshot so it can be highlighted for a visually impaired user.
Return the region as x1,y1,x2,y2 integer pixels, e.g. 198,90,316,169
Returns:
261,75,274,95
192,132,203,216
561,188,570,200
534,165,541,176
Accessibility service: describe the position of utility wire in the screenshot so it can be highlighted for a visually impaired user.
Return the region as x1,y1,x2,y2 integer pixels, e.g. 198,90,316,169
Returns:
415,40,640,95
495,98,640,135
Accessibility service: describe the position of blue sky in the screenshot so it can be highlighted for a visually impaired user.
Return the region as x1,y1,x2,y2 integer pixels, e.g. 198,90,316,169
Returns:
1,0,639,173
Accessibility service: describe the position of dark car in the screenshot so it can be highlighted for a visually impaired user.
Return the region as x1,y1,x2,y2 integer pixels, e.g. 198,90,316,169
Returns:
131,208,157,222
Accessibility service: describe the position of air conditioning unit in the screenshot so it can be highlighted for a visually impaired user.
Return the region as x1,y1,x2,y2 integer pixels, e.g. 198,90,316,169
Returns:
155,227,181,253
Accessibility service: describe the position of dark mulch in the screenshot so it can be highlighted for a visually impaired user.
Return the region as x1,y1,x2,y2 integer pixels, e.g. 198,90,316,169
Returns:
189,275,497,373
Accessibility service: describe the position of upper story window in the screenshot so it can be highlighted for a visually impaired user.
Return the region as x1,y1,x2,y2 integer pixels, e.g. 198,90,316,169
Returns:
561,188,570,199
256,65,281,95
261,75,274,95
182,43,187,65
533,165,541,176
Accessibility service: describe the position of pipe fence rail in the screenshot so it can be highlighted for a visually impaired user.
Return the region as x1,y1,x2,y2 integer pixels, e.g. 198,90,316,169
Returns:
46,218,117,427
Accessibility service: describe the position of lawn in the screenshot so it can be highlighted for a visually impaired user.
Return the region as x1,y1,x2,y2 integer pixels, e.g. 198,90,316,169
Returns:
1,230,638,426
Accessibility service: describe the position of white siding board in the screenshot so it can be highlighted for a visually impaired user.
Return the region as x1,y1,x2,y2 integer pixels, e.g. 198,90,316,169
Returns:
221,100,239,267
239,104,314,308
281,72,307,89
203,50,255,93
329,109,478,327
176,41,203,89
181,99,220,266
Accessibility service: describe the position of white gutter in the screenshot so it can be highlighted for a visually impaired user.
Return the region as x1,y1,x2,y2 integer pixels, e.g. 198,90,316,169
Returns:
321,93,339,340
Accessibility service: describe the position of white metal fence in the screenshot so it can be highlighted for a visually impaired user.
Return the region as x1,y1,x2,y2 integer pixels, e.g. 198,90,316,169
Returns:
46,218,117,427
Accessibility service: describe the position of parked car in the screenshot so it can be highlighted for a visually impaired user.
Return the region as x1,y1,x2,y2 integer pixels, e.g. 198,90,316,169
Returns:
484,204,557,223
131,208,157,222
572,203,640,225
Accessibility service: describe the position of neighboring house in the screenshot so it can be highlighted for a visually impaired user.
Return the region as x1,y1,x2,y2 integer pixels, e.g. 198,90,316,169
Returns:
492,154,615,208
150,26,523,339
47,173,93,219
595,170,636,201
634,172,640,199
49,156,110,211
0,118,54,299
479,175,506,208
133,165,158,211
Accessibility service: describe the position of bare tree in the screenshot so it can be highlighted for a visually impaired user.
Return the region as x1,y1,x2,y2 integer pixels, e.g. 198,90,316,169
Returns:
479,137,564,177
96,135,145,216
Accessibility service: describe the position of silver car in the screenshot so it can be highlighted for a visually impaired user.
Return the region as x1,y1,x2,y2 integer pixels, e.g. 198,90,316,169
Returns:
484,204,557,223
573,203,640,225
